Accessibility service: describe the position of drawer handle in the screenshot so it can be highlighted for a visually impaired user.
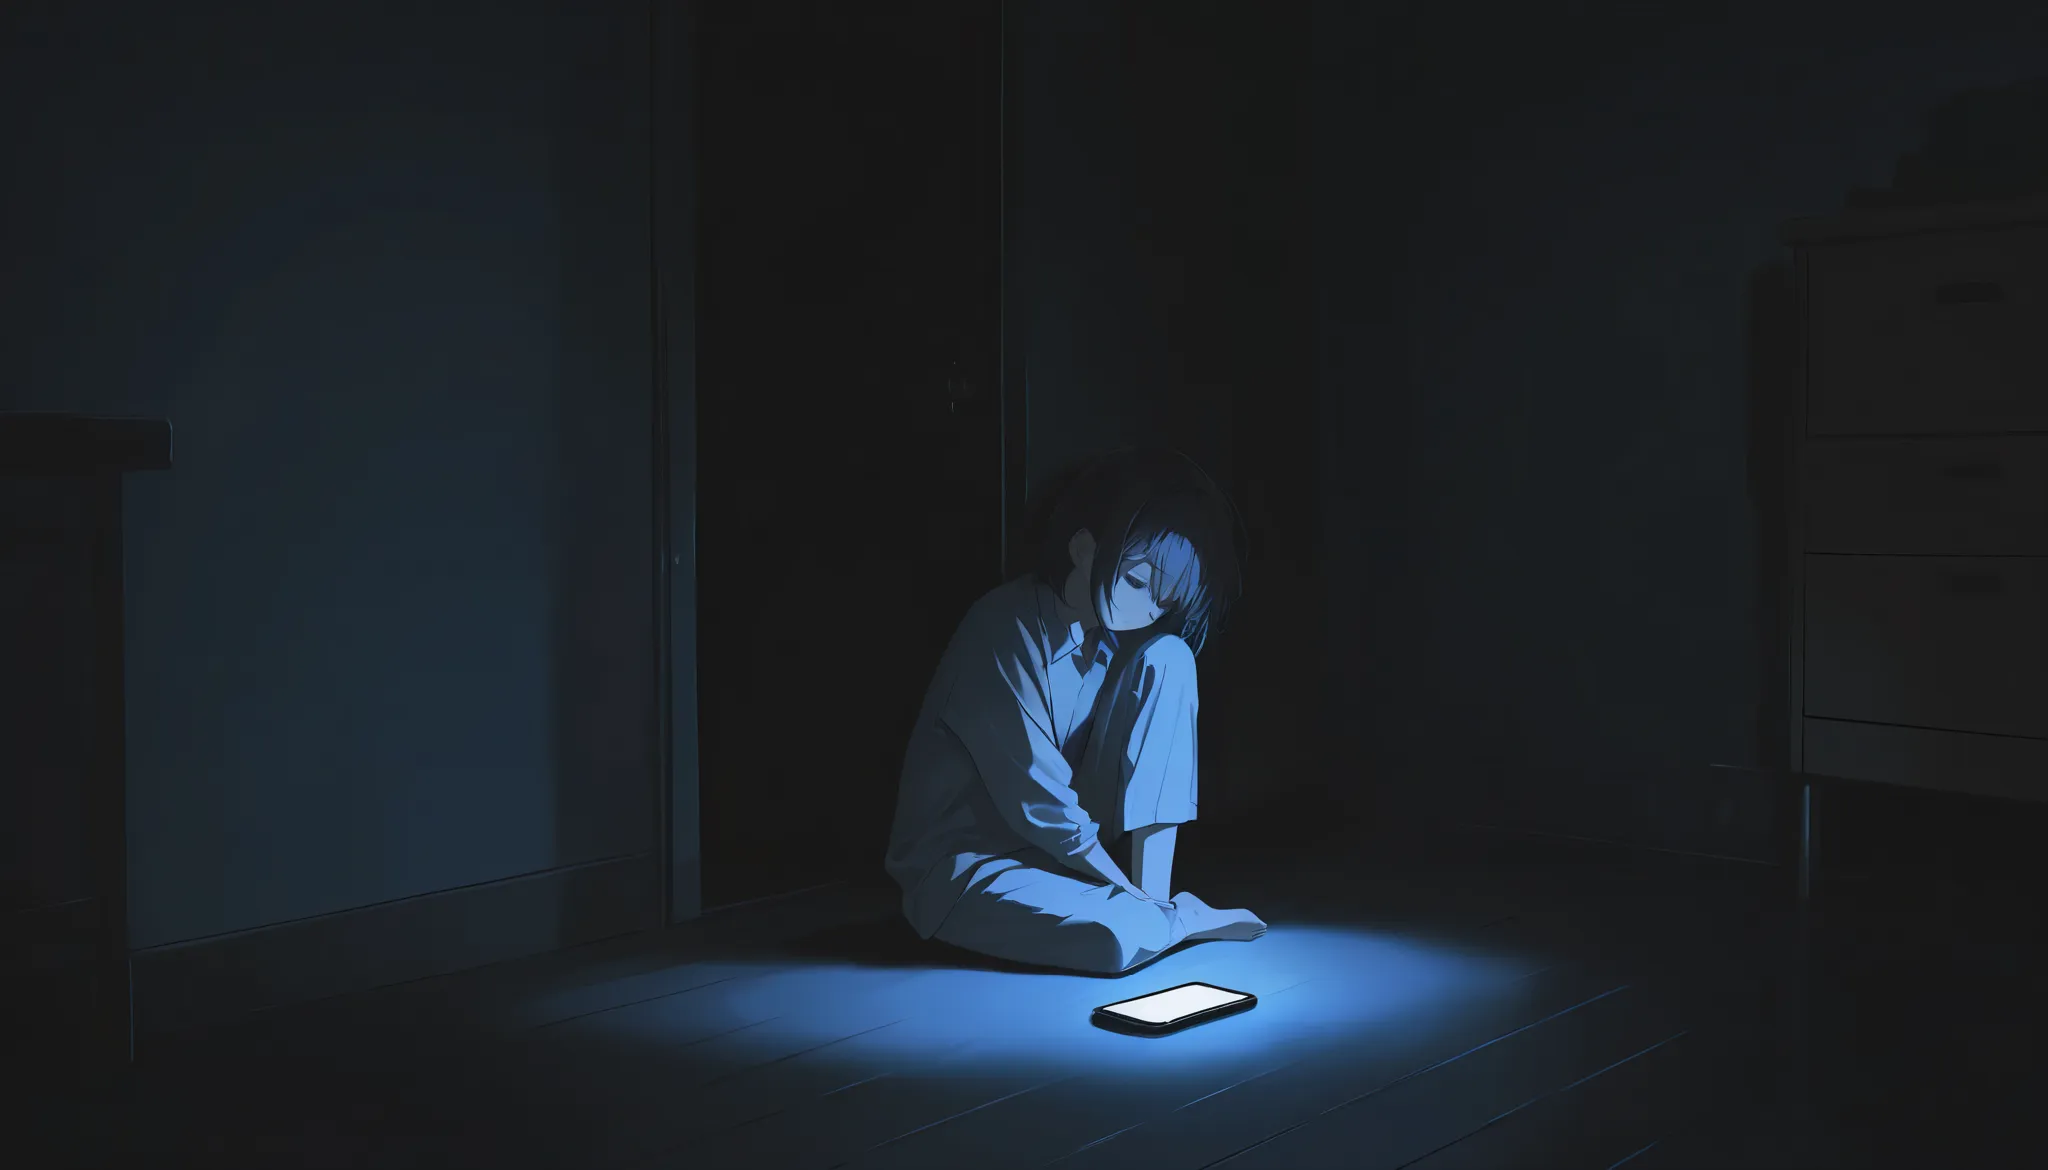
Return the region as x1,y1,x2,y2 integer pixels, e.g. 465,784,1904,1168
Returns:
1940,461,2004,482
1933,280,2006,305
1947,573,2003,595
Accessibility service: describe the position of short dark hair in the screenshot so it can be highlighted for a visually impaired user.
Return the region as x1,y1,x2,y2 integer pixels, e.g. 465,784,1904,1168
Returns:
1032,447,1245,655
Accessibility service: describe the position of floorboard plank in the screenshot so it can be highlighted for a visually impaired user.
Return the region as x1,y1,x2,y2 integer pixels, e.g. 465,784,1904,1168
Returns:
1619,1108,1851,1170
669,1034,1072,1170
661,941,1267,1170
139,885,903,1064
1399,1025,1700,1169
842,977,1330,1170
1202,974,1688,1170
500,964,967,1165
637,859,1573,1170
839,907,1604,1170
60,834,1855,1170
1043,963,1632,1170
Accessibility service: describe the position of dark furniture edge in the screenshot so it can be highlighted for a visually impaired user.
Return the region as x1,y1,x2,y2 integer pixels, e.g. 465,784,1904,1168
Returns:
0,414,173,475
1783,193,2048,245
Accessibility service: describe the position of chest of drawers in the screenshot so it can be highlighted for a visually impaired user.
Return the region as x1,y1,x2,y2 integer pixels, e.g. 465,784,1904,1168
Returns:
1788,197,2048,802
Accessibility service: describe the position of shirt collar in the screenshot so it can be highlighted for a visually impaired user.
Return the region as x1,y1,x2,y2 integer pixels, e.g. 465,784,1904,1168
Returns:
1036,579,1116,667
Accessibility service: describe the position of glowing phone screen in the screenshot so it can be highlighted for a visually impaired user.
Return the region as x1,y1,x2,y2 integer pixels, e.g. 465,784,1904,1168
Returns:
1097,982,1252,1026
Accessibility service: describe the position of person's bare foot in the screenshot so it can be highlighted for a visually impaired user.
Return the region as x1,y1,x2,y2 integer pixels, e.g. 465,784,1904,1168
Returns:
1171,891,1268,942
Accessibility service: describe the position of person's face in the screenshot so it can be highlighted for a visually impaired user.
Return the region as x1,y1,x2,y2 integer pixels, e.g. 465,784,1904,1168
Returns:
1103,555,1166,631
1105,549,1171,631
1067,528,1175,631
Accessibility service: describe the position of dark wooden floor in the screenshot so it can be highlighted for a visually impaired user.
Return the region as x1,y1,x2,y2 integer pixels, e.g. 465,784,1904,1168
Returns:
22,814,2048,1169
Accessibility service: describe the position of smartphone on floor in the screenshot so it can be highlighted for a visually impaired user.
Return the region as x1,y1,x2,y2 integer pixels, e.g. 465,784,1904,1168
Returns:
1093,981,1257,1034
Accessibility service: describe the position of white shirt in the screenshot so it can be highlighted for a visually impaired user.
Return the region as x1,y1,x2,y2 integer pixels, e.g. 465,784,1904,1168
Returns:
884,575,1119,938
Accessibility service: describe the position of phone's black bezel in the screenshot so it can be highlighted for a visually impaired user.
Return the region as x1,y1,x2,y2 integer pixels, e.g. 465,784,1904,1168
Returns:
1090,981,1258,1035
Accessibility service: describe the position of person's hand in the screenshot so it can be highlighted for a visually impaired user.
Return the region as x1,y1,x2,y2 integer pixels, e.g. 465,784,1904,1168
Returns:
1117,883,1174,911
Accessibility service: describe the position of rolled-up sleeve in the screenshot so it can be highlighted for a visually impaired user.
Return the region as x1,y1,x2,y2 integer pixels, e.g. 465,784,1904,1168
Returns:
938,618,1099,859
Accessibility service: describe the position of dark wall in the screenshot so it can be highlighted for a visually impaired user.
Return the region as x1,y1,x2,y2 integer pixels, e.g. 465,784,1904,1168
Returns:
1008,1,1323,826
0,1,662,948
1312,0,2045,841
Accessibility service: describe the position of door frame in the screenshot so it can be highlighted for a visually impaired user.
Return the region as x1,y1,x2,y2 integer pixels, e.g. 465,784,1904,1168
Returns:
652,0,700,924
656,0,1020,918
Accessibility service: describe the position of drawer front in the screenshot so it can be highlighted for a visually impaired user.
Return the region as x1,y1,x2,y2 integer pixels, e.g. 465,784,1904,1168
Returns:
1807,224,2048,435
1804,718,2048,803
1804,554,2048,738
1803,435,2048,555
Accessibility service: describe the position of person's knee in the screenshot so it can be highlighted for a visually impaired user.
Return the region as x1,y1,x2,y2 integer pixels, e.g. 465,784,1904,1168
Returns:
1077,907,1174,974
1071,924,1132,974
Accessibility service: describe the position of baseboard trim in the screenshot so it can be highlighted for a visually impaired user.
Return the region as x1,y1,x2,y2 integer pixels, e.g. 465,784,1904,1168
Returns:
131,851,659,1038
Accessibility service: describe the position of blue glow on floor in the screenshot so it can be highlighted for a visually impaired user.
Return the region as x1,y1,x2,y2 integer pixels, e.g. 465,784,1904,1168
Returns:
566,925,1535,1078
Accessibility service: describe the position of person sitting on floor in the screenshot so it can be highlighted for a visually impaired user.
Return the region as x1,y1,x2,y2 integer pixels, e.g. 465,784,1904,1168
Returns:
884,447,1267,975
